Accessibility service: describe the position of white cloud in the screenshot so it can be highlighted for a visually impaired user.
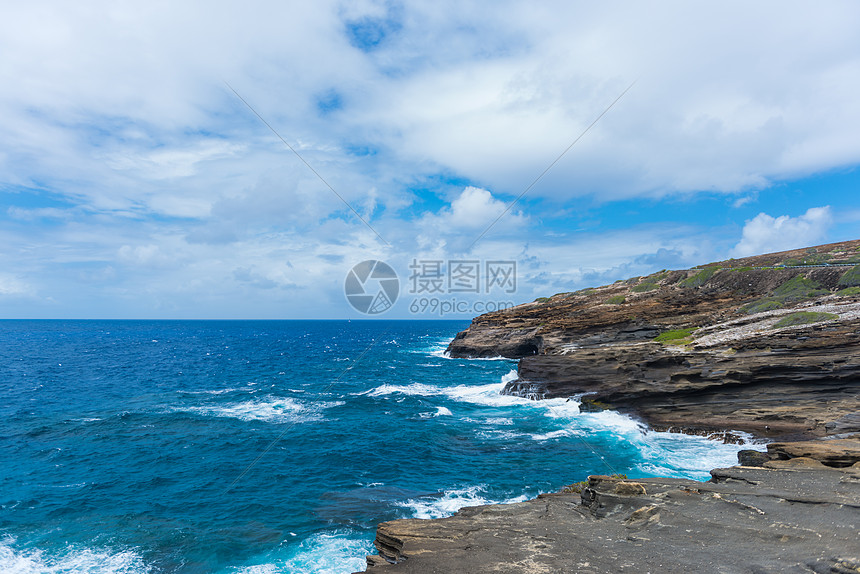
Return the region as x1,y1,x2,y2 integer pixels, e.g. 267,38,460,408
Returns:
731,206,833,257
448,187,507,228
0,274,32,297
0,1,858,317
732,195,756,209
7,206,74,220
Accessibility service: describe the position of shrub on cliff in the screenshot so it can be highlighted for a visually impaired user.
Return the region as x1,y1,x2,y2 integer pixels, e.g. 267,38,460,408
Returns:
606,295,626,305
838,265,860,287
772,311,838,328
772,276,828,300
654,328,694,343
740,298,784,314
781,252,832,266
740,276,828,315
631,281,659,292
679,266,719,288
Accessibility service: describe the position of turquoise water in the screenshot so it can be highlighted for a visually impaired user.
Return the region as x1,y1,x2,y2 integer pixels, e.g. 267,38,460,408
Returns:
0,320,754,573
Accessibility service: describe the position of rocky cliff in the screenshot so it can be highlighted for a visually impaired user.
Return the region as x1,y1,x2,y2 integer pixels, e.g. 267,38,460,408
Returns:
362,240,860,572
449,239,860,441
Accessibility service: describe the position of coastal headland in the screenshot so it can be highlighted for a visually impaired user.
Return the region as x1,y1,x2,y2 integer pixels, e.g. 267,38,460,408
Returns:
362,240,860,572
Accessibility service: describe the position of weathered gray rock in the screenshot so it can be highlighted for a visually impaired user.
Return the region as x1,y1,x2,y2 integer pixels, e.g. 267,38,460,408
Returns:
826,412,860,434
737,449,772,467
362,467,860,573
503,326,860,439
767,438,860,467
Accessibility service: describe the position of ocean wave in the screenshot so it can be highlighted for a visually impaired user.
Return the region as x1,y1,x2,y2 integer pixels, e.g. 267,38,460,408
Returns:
365,382,440,397
396,486,528,520
483,417,513,425
544,407,761,479
530,428,582,441
631,429,763,479
176,387,255,396
476,429,525,440
174,397,343,424
365,369,527,408
225,530,372,574
367,381,527,408
0,536,150,574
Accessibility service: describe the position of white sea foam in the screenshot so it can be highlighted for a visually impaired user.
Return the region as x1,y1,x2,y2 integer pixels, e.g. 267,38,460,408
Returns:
366,380,528,408
483,417,513,426
176,387,253,396
365,370,531,408
434,407,453,416
365,382,440,397
176,397,343,424
476,429,525,440
226,531,371,574
397,486,528,520
541,407,763,479
0,537,150,574
631,429,764,478
530,428,582,441
368,367,757,480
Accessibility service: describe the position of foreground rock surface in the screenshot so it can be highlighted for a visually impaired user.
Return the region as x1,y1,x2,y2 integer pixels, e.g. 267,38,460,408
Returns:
363,465,860,573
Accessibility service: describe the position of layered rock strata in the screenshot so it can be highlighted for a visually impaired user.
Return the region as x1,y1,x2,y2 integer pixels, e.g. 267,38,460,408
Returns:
363,463,860,573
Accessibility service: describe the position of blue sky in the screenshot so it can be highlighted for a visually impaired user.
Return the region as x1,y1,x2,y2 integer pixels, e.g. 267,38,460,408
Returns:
1,1,859,319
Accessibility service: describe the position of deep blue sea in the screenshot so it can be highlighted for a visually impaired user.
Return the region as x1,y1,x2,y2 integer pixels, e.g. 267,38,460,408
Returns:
0,320,757,573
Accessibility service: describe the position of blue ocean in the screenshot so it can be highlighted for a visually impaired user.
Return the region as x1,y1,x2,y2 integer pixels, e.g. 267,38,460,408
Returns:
0,320,755,573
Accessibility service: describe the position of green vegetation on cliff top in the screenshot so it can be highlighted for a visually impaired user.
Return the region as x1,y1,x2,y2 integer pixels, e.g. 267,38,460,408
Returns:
741,276,829,314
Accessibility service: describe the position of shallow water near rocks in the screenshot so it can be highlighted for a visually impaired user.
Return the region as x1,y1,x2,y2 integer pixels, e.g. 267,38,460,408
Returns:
0,320,757,573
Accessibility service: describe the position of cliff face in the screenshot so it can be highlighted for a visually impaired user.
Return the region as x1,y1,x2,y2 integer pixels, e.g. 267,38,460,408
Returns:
508,318,860,439
447,239,860,441
448,240,860,359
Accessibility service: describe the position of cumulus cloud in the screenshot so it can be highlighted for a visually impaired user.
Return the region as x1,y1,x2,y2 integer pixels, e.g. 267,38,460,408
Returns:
410,187,527,258
448,187,507,228
731,206,833,257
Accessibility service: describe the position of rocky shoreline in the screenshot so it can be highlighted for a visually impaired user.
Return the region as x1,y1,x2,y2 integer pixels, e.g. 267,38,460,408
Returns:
363,462,860,573
360,241,860,572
